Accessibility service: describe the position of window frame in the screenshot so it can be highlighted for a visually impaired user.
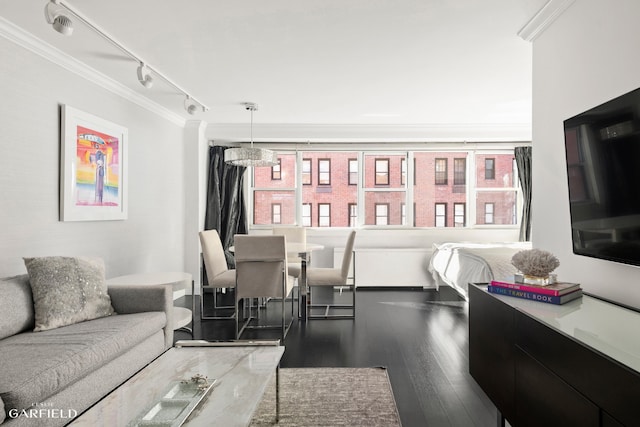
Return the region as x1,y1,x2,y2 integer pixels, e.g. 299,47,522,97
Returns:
435,203,447,227
435,158,448,185
318,203,331,227
271,203,282,224
375,158,390,186
318,158,331,186
248,147,524,230
485,158,496,180
271,158,282,180
348,158,358,186
302,158,312,185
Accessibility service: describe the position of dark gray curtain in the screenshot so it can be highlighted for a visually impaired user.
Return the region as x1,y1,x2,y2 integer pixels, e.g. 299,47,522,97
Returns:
515,146,532,242
204,145,248,269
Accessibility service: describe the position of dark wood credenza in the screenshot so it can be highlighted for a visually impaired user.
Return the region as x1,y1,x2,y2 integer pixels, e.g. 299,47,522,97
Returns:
469,284,640,427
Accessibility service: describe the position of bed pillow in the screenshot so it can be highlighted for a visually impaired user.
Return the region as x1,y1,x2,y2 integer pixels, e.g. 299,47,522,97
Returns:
23,256,115,332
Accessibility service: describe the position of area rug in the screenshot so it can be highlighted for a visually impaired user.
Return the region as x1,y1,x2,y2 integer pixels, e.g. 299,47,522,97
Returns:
250,367,402,426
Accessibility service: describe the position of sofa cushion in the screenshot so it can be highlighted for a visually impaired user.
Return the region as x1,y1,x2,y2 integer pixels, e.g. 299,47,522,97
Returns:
23,256,115,331
0,275,34,340
0,311,166,414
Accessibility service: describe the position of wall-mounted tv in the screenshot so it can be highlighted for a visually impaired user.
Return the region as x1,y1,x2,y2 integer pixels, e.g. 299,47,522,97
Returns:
564,87,640,267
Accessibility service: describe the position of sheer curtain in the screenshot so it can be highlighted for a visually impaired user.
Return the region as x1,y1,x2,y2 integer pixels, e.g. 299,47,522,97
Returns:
204,145,247,269
515,146,532,242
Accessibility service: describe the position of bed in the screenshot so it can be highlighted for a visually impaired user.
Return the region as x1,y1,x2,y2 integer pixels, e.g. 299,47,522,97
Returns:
428,241,532,299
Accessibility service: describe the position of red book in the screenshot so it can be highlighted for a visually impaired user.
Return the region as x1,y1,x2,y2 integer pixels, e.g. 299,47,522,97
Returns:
490,277,581,296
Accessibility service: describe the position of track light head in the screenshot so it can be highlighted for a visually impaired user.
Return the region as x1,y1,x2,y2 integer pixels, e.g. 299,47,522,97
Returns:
184,96,198,115
136,63,153,89
45,2,73,36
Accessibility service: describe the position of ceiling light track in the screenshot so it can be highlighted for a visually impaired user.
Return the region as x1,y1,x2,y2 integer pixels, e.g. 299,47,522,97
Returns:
43,0,209,115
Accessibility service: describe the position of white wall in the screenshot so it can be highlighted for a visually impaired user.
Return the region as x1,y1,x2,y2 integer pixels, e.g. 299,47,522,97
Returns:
0,37,187,279
531,0,640,308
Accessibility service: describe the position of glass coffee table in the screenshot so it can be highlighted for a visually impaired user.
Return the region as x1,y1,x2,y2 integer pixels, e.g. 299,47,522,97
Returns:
70,340,284,426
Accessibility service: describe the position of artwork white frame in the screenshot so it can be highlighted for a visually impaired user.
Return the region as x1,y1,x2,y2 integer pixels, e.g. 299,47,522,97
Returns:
60,105,128,221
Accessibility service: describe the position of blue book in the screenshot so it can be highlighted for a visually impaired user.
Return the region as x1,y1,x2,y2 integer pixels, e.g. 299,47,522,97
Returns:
487,285,582,305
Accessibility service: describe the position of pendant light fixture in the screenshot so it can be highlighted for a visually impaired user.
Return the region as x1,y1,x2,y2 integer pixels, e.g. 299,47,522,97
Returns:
224,103,278,167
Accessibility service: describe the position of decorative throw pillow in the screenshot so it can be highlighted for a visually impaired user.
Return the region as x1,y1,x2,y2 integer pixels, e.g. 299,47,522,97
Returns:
23,256,115,332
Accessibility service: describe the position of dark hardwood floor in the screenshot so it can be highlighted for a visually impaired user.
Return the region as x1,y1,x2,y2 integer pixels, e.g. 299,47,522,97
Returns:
175,286,498,427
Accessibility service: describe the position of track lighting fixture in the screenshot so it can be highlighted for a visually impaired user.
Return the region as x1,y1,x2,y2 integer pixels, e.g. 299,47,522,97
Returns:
44,1,73,36
42,0,209,115
184,96,199,115
136,63,153,88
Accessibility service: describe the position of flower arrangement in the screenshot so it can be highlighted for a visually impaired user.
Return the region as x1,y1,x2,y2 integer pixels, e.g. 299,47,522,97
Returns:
511,249,560,278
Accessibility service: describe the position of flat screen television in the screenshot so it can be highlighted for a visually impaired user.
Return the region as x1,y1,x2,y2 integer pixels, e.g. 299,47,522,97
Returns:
564,87,640,267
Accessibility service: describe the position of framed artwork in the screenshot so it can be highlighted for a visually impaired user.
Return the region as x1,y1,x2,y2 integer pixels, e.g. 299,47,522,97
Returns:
60,105,128,221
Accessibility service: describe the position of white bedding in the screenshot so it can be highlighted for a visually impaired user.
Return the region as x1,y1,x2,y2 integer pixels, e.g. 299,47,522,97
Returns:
428,242,532,299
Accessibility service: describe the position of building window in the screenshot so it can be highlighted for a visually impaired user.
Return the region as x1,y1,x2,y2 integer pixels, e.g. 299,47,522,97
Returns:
348,203,357,227
435,203,446,227
302,158,312,185
318,159,331,185
485,158,495,180
485,202,494,224
375,203,389,225
348,159,358,185
375,159,389,185
271,203,281,224
318,203,331,227
401,158,407,186
271,159,281,180
454,203,465,227
454,158,466,185
302,203,312,226
435,158,448,185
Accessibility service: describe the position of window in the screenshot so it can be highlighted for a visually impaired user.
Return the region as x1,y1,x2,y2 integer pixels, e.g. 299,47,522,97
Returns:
485,202,494,224
271,159,281,180
318,203,331,227
348,203,357,227
348,159,358,185
375,203,389,225
485,158,495,180
302,158,312,185
318,159,331,185
454,158,466,185
435,158,448,185
251,150,520,229
271,203,281,224
435,203,447,227
454,203,465,227
302,203,312,226
375,159,389,185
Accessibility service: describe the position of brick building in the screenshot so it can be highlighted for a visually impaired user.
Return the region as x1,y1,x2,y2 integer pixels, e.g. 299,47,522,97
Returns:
253,151,517,227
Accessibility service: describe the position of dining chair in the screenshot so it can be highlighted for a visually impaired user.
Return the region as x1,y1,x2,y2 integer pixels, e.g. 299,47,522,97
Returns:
306,230,356,319
272,226,306,279
234,235,295,340
199,229,236,320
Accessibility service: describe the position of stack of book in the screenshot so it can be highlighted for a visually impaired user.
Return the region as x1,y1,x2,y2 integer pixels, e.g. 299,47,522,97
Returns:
488,276,582,305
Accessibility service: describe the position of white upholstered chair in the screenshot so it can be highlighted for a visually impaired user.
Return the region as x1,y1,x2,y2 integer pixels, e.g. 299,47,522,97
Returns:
199,229,236,320
306,230,356,319
233,235,295,340
272,226,306,279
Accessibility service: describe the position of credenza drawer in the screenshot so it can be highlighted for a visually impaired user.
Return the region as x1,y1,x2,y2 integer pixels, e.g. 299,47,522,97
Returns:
515,347,599,427
516,312,640,426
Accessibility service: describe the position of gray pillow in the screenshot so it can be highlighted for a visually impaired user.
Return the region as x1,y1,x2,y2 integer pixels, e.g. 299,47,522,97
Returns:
23,256,115,332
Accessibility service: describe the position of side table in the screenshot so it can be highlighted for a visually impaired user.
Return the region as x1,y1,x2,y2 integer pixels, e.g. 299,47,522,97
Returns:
106,272,194,333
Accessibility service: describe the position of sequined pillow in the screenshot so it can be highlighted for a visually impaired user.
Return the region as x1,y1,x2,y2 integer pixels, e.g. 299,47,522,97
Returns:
23,256,115,332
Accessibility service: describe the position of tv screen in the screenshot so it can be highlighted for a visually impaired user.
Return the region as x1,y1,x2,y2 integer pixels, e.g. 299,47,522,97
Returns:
564,87,640,267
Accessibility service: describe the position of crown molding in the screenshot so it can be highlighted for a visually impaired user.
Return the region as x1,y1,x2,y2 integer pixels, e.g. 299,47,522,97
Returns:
207,123,532,144
0,17,186,127
518,0,576,42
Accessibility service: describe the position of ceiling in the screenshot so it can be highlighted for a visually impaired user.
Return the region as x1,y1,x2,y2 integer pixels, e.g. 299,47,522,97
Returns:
0,0,546,132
